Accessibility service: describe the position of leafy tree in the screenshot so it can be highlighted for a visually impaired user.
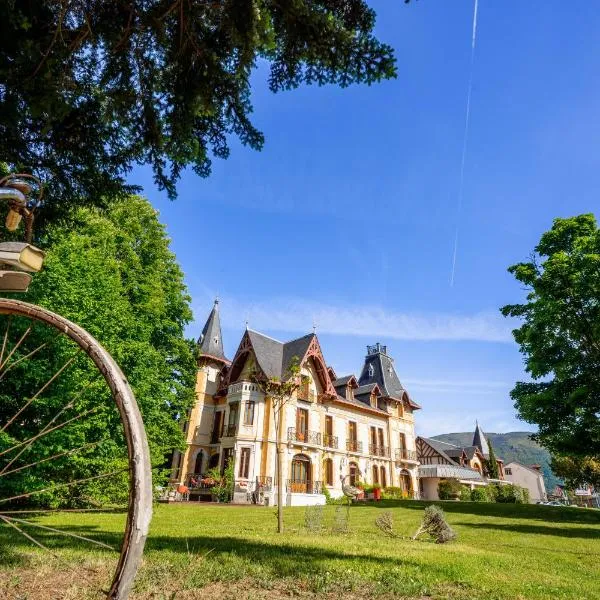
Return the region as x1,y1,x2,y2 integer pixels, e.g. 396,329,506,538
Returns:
0,196,196,505
486,438,500,479
252,357,306,533
0,1,397,220
501,214,600,459
551,455,600,490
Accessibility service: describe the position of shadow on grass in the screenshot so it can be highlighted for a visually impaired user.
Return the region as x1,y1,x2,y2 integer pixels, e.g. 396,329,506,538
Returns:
454,520,600,540
0,519,455,583
371,499,600,525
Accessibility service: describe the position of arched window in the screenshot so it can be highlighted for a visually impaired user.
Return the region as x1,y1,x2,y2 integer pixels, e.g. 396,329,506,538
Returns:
291,454,311,492
194,450,204,474
399,469,412,496
349,461,359,486
324,458,334,486
372,465,379,484
380,466,387,488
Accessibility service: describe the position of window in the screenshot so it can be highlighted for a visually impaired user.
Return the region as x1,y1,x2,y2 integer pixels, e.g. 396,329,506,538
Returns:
193,450,203,475
222,447,234,473
239,447,251,479
372,465,379,484
325,415,333,436
378,428,384,448
399,469,412,494
349,462,359,486
349,421,357,441
243,401,255,425
368,363,374,378
324,458,334,486
297,378,310,401
211,411,223,443
228,402,239,426
370,426,377,446
296,408,308,440
291,454,311,487
380,466,386,488
505,468,512,476
399,432,406,450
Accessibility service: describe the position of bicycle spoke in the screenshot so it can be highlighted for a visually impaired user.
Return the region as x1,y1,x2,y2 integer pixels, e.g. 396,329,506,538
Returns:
0,325,31,371
0,377,100,473
0,469,127,505
0,407,99,460
1,350,81,432
0,336,58,381
1,515,117,551
0,514,54,554
0,315,11,365
0,440,105,479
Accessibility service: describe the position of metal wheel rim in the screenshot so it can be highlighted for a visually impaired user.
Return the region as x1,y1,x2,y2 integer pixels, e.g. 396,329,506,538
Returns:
0,298,153,600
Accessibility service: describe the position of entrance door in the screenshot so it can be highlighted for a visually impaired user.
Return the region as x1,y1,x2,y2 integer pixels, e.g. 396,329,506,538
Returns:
291,454,311,492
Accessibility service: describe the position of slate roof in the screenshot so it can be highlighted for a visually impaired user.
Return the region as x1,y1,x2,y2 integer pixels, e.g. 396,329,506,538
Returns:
472,421,490,456
334,394,388,415
332,375,356,388
420,437,460,464
197,300,227,362
357,344,421,409
246,330,315,381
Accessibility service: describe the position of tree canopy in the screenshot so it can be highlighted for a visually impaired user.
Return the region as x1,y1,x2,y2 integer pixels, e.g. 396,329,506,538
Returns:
501,214,600,459
0,1,397,220
0,196,196,505
486,438,500,480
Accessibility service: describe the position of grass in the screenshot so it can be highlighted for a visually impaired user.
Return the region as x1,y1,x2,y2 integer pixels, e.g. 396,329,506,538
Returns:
1,500,599,599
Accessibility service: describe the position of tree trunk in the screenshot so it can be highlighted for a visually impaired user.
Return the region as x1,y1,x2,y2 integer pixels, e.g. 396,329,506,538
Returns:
275,404,284,533
276,441,283,533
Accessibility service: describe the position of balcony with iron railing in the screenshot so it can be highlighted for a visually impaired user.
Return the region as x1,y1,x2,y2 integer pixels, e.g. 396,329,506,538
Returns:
395,448,418,462
286,480,323,494
346,439,363,453
323,434,338,449
224,424,237,437
369,445,390,458
287,427,321,445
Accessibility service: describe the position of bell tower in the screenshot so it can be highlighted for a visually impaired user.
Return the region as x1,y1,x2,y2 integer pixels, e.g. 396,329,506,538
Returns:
173,299,229,484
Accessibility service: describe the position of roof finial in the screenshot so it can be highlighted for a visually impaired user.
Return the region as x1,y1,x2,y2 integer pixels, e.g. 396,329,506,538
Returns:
214,296,219,306
312,318,317,334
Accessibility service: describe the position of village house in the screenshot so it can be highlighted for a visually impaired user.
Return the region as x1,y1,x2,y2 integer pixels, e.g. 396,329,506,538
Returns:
503,462,547,503
170,300,421,505
416,424,505,500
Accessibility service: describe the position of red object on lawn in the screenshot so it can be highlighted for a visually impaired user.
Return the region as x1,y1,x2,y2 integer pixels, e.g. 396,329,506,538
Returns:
374,487,382,501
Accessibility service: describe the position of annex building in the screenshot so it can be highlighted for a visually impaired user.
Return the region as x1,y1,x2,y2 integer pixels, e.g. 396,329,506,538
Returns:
170,300,421,505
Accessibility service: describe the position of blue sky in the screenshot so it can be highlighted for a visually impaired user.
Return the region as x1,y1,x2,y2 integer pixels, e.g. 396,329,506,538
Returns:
131,1,600,437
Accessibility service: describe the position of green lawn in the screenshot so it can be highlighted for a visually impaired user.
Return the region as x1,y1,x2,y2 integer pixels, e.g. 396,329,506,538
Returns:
1,500,599,599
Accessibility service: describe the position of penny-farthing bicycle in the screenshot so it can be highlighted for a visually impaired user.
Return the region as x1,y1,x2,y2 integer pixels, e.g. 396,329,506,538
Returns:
0,175,152,599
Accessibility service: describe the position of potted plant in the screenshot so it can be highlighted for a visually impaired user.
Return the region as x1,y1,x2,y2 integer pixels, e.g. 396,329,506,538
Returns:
373,483,382,501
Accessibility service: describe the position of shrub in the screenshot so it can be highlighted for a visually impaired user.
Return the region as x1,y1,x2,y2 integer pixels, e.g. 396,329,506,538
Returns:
412,505,457,544
460,486,472,502
438,478,462,500
382,486,404,499
471,487,489,502
375,511,397,537
496,483,528,503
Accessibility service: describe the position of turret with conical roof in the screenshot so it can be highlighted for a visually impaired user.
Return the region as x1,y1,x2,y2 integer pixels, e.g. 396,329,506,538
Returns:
197,299,227,363
472,421,490,457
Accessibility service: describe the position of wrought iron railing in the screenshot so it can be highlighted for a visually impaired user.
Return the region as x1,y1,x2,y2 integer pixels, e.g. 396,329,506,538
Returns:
395,448,418,461
346,439,363,453
286,479,323,494
287,427,321,445
323,433,338,449
369,445,390,457
225,424,237,437
255,476,273,490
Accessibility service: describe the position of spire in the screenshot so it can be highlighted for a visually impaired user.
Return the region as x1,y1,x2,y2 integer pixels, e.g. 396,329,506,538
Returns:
197,299,226,362
472,421,490,456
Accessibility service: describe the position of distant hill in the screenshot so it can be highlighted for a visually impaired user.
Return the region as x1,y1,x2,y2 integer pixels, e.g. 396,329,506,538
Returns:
431,431,560,492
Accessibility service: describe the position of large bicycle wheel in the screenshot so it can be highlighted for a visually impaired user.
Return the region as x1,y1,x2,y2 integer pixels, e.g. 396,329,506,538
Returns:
0,298,152,599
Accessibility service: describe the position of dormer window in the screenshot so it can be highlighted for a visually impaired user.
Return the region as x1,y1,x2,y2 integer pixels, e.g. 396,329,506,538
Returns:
367,363,374,378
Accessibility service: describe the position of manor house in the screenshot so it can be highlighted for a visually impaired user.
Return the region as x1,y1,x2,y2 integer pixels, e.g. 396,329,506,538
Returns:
170,300,421,505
